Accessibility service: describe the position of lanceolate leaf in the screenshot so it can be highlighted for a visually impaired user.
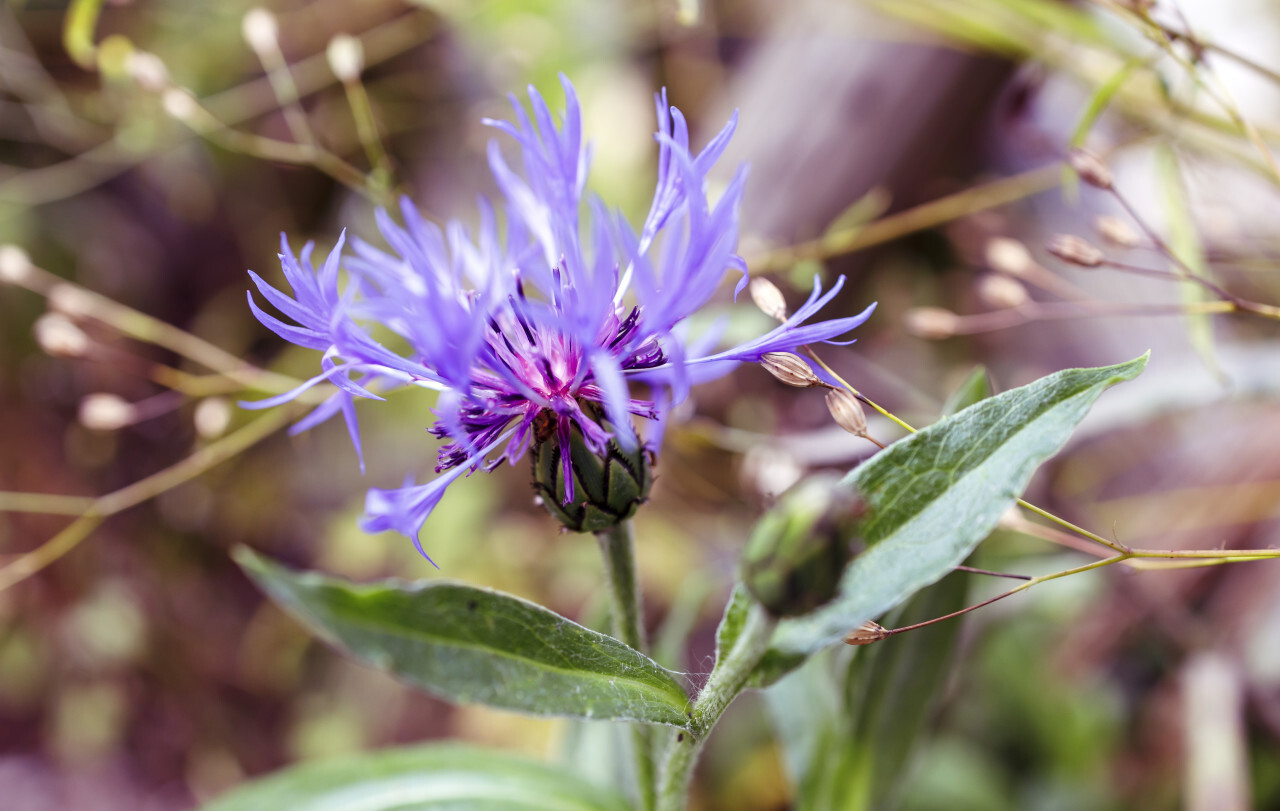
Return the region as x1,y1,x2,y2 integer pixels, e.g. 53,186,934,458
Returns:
771,354,1147,654
200,743,631,811
237,549,691,726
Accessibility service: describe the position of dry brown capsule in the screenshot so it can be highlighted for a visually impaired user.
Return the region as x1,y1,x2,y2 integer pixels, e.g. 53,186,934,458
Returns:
904,306,959,340
1046,234,1103,268
749,277,789,322
761,352,821,388
844,619,889,646
1067,148,1113,190
826,388,868,437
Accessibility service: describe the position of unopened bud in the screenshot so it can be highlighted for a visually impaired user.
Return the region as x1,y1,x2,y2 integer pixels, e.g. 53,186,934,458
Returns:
0,244,33,284
194,397,232,439
326,34,364,83
1094,215,1140,248
741,474,865,617
761,352,820,388
241,8,279,56
904,306,959,339
47,284,94,318
531,411,652,533
977,274,1030,309
749,277,788,322
1046,234,1104,268
162,88,199,122
34,313,90,357
1068,148,1113,190
984,237,1033,277
125,51,169,92
843,619,889,646
79,393,135,431
825,388,867,437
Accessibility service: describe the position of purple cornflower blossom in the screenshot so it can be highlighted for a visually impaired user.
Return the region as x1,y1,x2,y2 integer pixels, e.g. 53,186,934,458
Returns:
245,76,875,558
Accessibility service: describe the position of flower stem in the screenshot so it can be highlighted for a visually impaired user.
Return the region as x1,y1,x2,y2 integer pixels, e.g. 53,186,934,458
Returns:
656,601,776,811
596,522,655,811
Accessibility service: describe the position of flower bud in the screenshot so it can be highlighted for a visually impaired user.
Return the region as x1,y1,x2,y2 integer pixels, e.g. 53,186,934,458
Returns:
741,474,865,617
1046,234,1103,268
0,244,33,285
976,274,1030,309
326,35,364,83
749,277,788,322
79,393,134,431
1067,148,1113,190
34,313,90,357
904,306,959,339
761,352,820,388
162,88,199,122
1094,215,1140,248
843,619,889,646
241,8,279,56
530,413,652,533
984,237,1033,277
825,388,867,437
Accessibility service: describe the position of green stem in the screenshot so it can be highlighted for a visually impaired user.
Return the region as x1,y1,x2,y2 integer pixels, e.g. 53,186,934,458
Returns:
596,522,655,811
656,601,776,811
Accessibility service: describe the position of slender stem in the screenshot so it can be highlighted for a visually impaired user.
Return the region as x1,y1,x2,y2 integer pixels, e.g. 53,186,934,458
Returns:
596,522,655,811
656,601,776,811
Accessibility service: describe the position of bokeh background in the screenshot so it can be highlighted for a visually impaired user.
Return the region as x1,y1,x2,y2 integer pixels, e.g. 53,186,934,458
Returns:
2,0,1280,809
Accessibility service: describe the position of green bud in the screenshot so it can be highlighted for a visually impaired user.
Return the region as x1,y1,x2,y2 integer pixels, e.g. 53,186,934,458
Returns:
531,413,653,533
741,474,865,617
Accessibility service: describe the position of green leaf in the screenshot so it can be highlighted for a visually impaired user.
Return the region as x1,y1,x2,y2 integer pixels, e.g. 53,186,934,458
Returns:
837,571,970,811
200,743,631,811
940,365,992,418
236,549,691,726
1157,146,1224,381
772,354,1147,654
766,573,969,811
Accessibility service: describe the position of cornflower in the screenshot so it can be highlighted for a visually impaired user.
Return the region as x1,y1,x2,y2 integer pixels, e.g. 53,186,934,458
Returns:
245,76,875,559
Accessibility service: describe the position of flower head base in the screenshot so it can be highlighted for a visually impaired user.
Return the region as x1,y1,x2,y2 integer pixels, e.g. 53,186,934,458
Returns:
245,75,876,557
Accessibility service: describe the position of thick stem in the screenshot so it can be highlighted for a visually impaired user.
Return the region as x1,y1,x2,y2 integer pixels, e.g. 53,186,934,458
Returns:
596,522,655,811
656,601,777,811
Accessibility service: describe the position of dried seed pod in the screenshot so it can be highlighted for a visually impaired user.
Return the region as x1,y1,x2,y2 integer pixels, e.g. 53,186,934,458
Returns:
843,619,889,646
1046,234,1103,268
749,277,789,322
0,244,33,284
326,34,364,83
241,8,279,55
761,352,820,388
1068,148,1113,190
904,307,959,339
825,388,868,437
977,274,1031,309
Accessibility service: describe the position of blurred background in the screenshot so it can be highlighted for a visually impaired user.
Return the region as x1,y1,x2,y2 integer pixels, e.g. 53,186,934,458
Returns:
2,0,1280,809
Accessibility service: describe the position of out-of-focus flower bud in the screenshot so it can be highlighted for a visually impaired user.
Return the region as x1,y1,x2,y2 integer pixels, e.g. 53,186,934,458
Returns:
905,306,959,339
194,397,232,439
162,88,199,122
741,474,865,617
326,35,364,83
241,8,280,56
749,277,788,322
79,393,134,431
761,352,820,388
531,414,652,533
1094,215,1140,248
984,237,1033,277
126,51,170,92
977,274,1031,309
0,245,33,285
843,619,889,646
34,313,90,357
1068,148,1113,190
1046,234,1104,268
